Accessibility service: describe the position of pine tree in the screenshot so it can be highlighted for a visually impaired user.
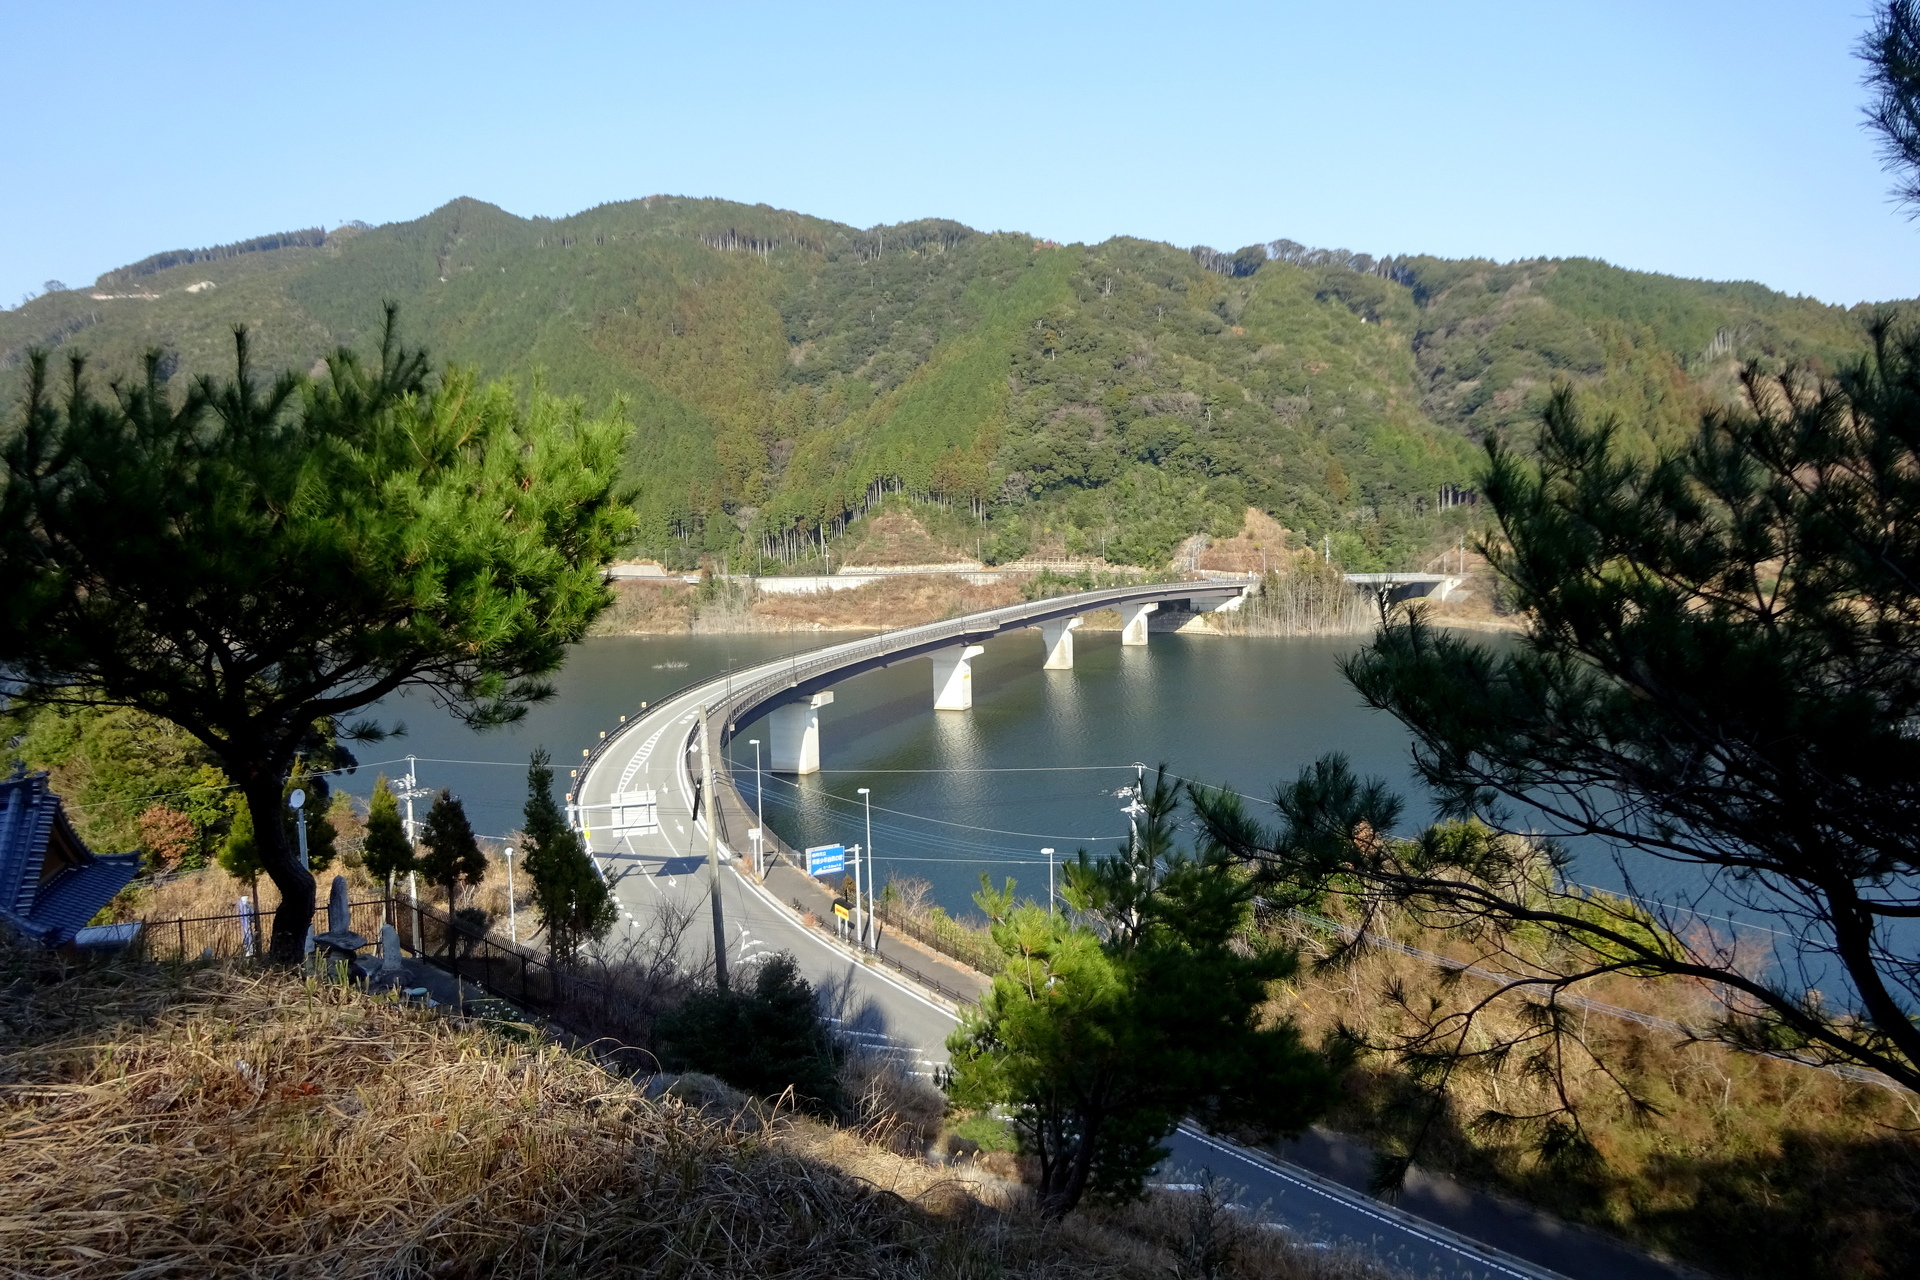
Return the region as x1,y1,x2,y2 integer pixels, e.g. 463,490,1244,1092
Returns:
217,797,261,903
946,768,1338,1216
521,748,616,964
0,310,634,961
417,790,487,953
361,775,414,896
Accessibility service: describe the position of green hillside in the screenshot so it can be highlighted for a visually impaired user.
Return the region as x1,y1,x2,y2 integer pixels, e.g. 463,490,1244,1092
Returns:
0,197,1890,570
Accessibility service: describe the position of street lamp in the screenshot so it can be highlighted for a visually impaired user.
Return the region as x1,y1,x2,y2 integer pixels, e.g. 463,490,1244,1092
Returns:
856,786,873,949
504,846,517,944
1043,847,1056,915
288,788,308,871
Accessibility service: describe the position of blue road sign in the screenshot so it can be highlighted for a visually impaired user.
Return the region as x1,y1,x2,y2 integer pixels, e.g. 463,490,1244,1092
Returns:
805,844,846,877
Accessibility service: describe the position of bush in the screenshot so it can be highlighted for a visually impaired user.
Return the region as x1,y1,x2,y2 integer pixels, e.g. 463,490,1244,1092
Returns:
656,953,845,1114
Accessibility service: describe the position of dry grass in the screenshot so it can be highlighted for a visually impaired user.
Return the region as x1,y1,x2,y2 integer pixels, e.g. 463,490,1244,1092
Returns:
121,844,536,946
1195,508,1293,575
0,935,1401,1280
836,510,976,567
1266,908,1920,1280
589,579,697,634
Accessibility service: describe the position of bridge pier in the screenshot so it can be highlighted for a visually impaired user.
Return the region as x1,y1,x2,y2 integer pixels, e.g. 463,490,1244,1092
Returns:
1034,616,1082,669
932,644,987,710
1120,601,1158,646
770,690,834,774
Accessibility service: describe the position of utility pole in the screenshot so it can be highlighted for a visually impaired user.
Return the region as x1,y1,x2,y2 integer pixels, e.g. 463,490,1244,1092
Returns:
857,786,874,949
401,757,424,953
700,705,729,990
1044,847,1056,915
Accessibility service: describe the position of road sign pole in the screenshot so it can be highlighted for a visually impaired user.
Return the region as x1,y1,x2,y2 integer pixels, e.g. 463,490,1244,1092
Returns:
701,704,729,991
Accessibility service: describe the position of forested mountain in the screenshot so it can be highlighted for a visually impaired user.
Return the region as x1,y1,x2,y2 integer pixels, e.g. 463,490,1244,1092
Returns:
0,197,1885,569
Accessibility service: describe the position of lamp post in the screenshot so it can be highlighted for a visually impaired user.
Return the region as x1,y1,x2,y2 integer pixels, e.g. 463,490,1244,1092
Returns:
504,846,517,944
856,786,873,950
749,738,763,874
1043,847,1056,915
288,788,308,871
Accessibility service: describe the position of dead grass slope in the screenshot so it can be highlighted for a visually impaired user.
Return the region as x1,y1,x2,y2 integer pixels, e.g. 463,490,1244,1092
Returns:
836,510,977,568
1265,910,1920,1280
0,937,1398,1280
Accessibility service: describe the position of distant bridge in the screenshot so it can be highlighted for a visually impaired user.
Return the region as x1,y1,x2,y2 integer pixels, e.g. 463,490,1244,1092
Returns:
1343,572,1465,603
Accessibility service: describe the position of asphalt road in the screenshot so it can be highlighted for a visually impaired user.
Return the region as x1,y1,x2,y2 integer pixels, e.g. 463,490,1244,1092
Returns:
575,646,1572,1280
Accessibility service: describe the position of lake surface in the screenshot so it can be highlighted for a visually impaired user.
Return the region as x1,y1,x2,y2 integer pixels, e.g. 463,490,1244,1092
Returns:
346,626,1890,1001
350,629,1429,915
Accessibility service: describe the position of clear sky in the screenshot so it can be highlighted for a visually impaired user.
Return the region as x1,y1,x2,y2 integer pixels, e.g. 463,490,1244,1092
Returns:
2,1,1912,308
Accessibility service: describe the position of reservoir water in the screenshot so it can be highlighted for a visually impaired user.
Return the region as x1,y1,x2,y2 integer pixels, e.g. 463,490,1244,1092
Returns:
352,629,1428,915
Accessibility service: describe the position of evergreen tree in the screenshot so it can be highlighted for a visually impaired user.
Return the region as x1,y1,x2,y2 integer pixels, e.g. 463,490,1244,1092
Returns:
361,775,414,895
217,797,261,903
946,768,1338,1217
1200,342,1920,1103
656,953,844,1114
417,790,486,951
0,310,634,961
521,747,616,963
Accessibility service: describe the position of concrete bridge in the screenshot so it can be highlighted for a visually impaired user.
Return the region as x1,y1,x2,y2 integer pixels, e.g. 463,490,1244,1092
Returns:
1343,571,1466,603
701,577,1251,773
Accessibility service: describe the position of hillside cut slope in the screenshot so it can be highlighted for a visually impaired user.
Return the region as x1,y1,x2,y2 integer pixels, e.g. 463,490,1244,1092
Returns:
0,197,1887,569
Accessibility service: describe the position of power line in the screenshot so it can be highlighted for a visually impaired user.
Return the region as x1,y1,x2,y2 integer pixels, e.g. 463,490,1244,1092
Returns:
755,770,1126,842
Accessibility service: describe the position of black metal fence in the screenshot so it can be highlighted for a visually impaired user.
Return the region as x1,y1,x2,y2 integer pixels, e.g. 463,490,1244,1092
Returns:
138,896,593,1015
874,901,997,977
142,899,391,962
393,897,587,1011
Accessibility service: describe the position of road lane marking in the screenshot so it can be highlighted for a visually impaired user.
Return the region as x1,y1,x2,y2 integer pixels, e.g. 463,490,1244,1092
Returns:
1171,1127,1559,1280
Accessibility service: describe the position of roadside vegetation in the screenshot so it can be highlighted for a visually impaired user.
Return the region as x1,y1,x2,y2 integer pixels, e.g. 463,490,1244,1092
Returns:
1265,892,1920,1279
0,926,1410,1280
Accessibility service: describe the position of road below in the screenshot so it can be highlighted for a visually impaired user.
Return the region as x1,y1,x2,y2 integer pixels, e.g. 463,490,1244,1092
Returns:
573,615,1602,1280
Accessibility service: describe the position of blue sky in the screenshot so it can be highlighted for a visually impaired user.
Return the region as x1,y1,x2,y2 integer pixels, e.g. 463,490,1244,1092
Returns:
1,1,1911,307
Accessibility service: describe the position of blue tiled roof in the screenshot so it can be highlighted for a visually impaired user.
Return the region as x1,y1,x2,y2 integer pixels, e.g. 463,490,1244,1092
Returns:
0,771,142,946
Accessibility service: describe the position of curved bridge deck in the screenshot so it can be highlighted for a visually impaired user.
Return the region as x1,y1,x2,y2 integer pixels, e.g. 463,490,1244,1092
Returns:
572,577,1247,884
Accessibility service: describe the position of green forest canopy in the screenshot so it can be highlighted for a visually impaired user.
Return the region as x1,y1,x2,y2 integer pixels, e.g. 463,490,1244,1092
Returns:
1,197,1889,571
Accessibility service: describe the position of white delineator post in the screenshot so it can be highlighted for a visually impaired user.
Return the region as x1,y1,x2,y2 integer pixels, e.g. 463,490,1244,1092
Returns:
1035,616,1082,669
1120,601,1158,646
770,691,834,774
931,644,987,710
